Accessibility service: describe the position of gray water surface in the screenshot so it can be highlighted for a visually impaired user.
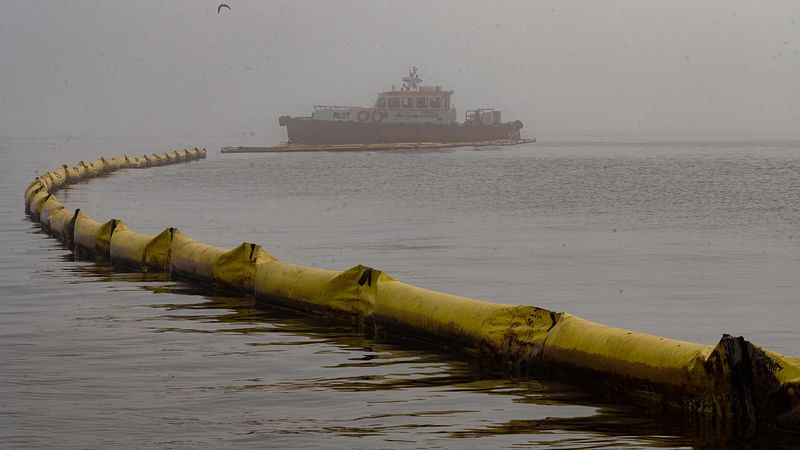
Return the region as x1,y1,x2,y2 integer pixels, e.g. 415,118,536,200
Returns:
2,137,799,448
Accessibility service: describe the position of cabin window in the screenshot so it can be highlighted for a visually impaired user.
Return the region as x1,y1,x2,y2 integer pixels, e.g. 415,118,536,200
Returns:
430,97,443,109
416,97,428,108
375,97,387,108
401,97,414,108
387,97,400,108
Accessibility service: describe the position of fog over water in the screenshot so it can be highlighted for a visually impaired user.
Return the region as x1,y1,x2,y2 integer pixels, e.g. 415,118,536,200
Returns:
1,0,799,139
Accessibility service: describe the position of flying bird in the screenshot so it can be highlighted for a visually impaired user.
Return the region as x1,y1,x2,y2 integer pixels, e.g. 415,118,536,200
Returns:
217,3,231,14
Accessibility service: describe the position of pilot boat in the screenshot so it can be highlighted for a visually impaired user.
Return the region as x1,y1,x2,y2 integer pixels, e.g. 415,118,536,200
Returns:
278,67,525,145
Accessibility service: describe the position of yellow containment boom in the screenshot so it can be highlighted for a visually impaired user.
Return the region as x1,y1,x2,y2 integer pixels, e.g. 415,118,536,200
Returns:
23,148,799,434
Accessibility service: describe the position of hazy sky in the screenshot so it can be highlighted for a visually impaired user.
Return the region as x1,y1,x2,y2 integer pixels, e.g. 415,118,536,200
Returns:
1,0,798,139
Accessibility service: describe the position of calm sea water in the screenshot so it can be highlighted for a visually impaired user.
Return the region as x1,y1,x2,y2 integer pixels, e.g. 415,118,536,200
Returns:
1,136,799,448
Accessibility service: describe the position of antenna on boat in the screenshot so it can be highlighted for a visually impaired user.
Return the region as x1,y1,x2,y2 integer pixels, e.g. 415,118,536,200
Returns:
401,66,422,91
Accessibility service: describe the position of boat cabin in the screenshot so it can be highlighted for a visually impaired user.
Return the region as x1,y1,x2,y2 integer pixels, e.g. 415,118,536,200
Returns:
374,88,451,111
311,67,459,125
374,66,452,112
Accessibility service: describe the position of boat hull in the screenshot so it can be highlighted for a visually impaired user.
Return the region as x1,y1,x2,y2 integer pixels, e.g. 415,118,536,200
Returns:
280,116,523,144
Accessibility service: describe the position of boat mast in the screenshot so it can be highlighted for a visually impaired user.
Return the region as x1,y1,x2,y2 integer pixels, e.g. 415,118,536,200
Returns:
401,66,422,91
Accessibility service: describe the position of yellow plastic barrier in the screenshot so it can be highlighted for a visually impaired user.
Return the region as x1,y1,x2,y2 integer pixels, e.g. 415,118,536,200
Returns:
29,191,53,221
35,173,55,194
73,212,121,258
37,173,52,192
109,225,173,271
170,231,274,291
541,313,719,411
50,167,69,190
65,165,81,182
213,242,274,292
28,177,48,197
50,171,65,190
21,147,800,432
147,153,164,166
165,150,179,162
769,351,800,389
106,156,126,171
169,230,228,280
131,156,147,168
97,157,111,172
47,207,75,242
39,196,65,229
73,163,87,179
90,158,106,173
80,160,103,178
770,352,800,427
538,315,800,426
373,279,554,361
254,262,376,316
543,314,713,386
24,181,45,211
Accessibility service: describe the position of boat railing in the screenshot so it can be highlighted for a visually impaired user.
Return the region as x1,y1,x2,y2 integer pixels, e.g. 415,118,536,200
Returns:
313,105,367,111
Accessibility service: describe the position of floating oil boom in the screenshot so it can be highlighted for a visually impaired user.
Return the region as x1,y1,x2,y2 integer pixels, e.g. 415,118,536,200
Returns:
24,149,800,435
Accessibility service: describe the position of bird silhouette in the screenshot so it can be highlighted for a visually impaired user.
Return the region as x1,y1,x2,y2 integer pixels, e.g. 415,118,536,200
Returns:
217,4,231,14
